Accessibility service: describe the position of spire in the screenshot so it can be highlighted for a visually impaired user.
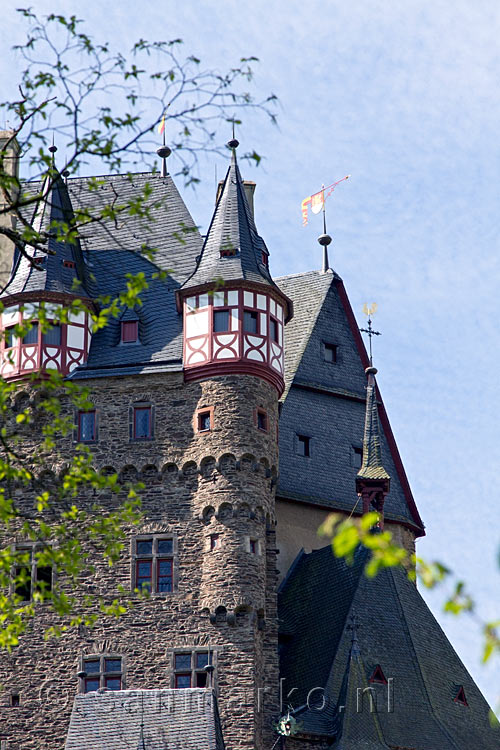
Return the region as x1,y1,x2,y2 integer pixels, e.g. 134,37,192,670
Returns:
181,138,277,293
356,366,390,522
357,367,390,484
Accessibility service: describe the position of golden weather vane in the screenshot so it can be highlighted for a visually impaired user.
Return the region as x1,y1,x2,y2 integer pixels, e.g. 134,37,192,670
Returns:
360,303,381,366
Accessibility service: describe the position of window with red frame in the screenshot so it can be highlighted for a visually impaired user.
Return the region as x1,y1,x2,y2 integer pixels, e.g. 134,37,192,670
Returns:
369,665,387,685
134,537,173,594
243,309,258,334
121,321,138,343
270,317,278,343
174,651,212,688
133,406,152,439
78,410,96,442
213,309,230,333
454,686,468,706
82,656,122,693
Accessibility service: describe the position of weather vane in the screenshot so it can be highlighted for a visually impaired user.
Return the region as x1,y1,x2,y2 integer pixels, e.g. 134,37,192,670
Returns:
360,303,381,366
301,175,350,273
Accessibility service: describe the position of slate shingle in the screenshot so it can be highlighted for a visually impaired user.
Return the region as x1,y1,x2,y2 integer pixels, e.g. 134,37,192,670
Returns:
65,688,225,750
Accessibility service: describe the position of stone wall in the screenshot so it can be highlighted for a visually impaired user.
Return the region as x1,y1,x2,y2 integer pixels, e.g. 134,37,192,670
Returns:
0,372,280,750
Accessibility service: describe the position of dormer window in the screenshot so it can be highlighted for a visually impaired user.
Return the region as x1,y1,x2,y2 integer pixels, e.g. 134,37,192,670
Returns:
121,321,138,344
63,259,75,268
220,247,237,257
369,665,388,685
454,686,468,706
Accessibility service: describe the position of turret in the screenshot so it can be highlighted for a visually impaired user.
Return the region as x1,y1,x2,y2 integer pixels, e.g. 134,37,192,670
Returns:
177,139,292,396
0,162,94,380
356,366,391,526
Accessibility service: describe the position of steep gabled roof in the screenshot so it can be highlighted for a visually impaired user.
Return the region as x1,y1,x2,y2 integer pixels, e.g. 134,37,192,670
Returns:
182,148,276,291
65,688,225,750
279,545,499,749
275,270,424,533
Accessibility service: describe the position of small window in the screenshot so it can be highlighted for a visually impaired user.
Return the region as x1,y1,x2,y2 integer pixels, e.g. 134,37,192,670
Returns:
14,548,53,602
22,323,39,346
270,318,278,343
133,406,152,439
220,247,237,257
78,411,96,442
261,252,268,267
42,324,61,347
10,694,20,708
82,656,122,693
134,536,174,594
210,534,220,550
196,408,213,433
296,434,310,457
213,309,230,333
256,409,268,432
63,259,75,268
369,665,387,685
352,445,363,469
454,686,468,706
173,650,213,689
243,310,258,334
324,343,338,363
249,539,258,554
5,326,16,348
122,321,138,343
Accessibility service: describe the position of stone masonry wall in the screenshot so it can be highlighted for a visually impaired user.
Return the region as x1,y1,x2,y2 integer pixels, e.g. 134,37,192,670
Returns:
0,372,280,750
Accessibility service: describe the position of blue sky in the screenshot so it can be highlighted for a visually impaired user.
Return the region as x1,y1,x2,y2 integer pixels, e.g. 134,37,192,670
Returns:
2,1,499,705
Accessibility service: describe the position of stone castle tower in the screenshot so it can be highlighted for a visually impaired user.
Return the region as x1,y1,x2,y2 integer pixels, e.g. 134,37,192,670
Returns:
0,134,498,750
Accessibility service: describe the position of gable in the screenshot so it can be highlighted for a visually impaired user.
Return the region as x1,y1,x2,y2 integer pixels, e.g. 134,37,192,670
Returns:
276,270,423,533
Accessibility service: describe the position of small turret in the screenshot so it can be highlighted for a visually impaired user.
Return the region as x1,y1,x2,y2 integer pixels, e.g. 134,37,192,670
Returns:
356,366,391,525
0,163,94,380
177,140,292,395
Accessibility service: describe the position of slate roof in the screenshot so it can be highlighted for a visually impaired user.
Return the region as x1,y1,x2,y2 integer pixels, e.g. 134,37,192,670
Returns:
3,171,91,299
65,688,225,750
275,270,423,533
278,545,499,749
182,148,277,291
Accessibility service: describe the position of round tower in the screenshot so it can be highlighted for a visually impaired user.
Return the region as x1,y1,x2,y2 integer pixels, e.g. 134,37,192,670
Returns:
177,140,292,626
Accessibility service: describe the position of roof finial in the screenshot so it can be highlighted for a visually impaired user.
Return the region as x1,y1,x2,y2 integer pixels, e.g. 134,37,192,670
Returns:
317,185,332,273
227,117,239,151
359,303,381,367
48,133,57,169
156,111,171,178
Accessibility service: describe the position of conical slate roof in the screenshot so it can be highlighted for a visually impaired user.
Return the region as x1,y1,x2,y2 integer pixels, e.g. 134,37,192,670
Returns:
357,367,391,483
182,147,276,291
2,170,91,300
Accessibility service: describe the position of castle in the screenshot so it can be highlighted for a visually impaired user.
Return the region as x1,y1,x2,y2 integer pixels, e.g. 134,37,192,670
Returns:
0,132,497,749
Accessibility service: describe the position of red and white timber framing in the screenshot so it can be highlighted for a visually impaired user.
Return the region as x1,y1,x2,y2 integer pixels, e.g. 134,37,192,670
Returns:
0,297,93,380
182,287,287,394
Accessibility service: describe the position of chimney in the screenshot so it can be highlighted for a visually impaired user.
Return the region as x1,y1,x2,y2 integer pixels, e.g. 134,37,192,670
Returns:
0,130,20,289
216,179,256,220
